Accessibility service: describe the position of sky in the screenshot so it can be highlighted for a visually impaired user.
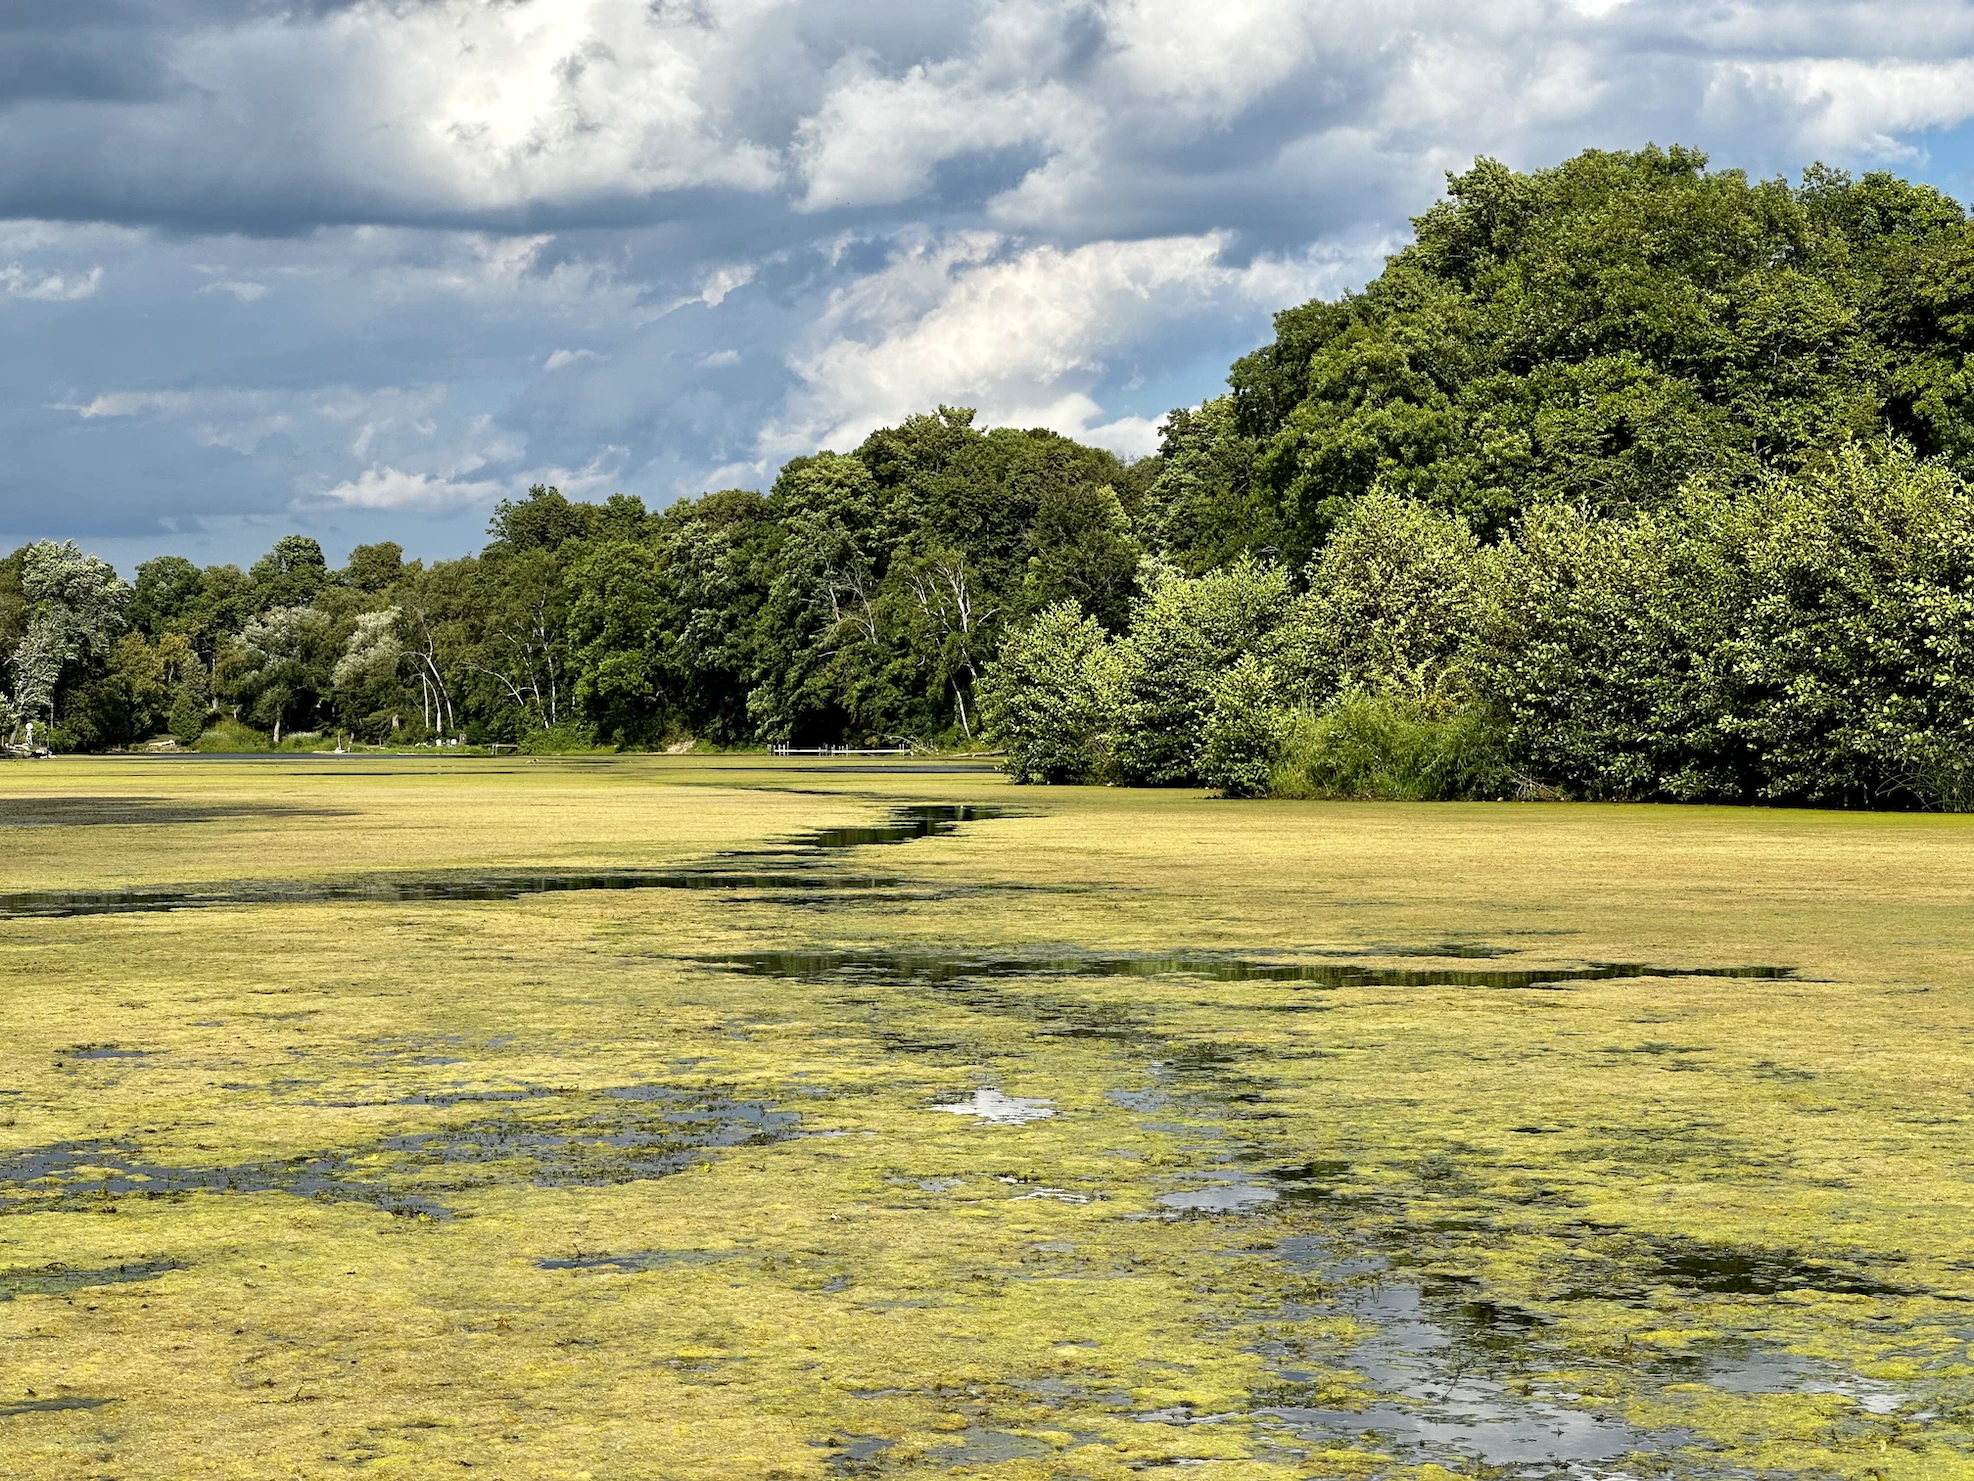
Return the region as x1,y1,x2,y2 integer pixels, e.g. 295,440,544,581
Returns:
5,1,1974,574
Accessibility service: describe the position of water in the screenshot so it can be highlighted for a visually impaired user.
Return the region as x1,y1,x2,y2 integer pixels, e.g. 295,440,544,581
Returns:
0,1087,800,1219
702,948,1795,991
0,804,1016,920
0,797,350,828
930,1088,1056,1125
0,1260,180,1300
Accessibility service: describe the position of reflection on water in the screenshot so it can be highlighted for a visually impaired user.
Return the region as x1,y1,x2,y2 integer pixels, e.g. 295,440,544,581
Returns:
703,948,1795,991
0,804,1019,920
0,1087,799,1219
930,1088,1056,1125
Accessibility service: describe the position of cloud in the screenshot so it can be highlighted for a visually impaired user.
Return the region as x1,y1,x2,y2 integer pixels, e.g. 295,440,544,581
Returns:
767,228,1387,457
319,466,505,511
199,280,267,302
8,2,1974,566
3,263,102,300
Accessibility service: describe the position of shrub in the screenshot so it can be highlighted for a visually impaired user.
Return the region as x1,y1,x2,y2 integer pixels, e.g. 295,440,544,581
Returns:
1111,558,1294,785
1270,693,1515,801
1199,656,1290,798
977,601,1118,783
193,717,271,752
518,722,601,755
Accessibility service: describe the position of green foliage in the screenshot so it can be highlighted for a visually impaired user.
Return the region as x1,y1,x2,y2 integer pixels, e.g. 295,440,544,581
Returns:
1112,558,1295,785
1211,147,1974,560
226,605,337,744
976,601,1119,784
1198,655,1289,798
248,535,329,612
341,542,405,594
1270,694,1517,801
1279,487,1491,706
130,556,203,635
1139,398,1274,575
516,721,600,754
6,539,130,740
192,715,271,752
167,683,209,747
1479,440,1974,806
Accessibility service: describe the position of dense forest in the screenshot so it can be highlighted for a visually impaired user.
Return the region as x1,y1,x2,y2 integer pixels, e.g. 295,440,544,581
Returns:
11,147,1974,806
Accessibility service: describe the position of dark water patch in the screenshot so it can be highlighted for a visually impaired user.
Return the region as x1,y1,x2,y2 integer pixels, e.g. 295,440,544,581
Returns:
538,1249,743,1272
0,1259,181,1300
0,1139,452,1219
0,867,908,921
788,803,1015,851
0,804,1025,920
59,1045,152,1061
1635,1237,1910,1299
1252,1252,1685,1470
819,1433,895,1475
698,948,1794,992
0,797,351,828
0,1396,118,1417
0,1089,798,1217
378,1089,799,1188
925,1428,1059,1464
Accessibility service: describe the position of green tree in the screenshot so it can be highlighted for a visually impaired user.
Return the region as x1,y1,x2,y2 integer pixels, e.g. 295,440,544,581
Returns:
977,601,1120,783
342,542,405,594
6,540,129,747
248,535,329,612
226,605,336,743
1112,558,1296,786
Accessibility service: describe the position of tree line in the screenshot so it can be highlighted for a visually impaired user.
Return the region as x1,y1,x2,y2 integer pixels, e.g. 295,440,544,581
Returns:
10,147,1974,804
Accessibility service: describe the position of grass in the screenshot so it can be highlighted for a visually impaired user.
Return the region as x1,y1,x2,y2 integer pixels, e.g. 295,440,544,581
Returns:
0,756,1970,1478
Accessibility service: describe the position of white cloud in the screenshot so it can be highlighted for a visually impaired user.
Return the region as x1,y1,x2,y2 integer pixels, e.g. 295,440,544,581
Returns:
545,348,601,370
794,59,1089,211
320,466,505,510
766,229,1389,458
699,348,742,367
1102,0,1325,119
1719,57,1974,155
3,264,103,301
698,263,756,307
199,280,268,302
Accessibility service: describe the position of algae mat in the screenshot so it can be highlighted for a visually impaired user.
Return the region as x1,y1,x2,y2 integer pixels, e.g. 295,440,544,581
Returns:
0,755,1970,1479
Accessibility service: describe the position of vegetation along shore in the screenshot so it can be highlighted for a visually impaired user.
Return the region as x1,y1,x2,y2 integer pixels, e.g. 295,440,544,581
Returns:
11,148,1974,810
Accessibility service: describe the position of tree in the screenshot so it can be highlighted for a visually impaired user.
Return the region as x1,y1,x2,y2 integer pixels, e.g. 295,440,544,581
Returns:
227,606,336,744
6,540,129,746
1211,147,1974,555
1277,486,1492,706
342,542,405,594
331,608,406,738
129,556,204,635
1111,558,1296,786
248,535,329,612
977,601,1120,783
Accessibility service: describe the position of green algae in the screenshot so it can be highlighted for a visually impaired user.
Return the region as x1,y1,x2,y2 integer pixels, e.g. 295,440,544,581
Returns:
0,758,1970,1478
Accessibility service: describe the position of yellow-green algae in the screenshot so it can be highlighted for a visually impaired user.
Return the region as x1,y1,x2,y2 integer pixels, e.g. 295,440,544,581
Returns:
0,755,1969,1478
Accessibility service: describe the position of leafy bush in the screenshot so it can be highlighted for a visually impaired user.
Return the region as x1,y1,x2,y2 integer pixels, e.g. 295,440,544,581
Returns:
193,717,271,752
1279,487,1492,707
1270,694,1516,801
1112,558,1295,785
977,601,1118,783
518,722,601,755
1198,656,1289,798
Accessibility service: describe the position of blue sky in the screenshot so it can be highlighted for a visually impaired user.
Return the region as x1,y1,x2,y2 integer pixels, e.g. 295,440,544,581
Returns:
4,0,1974,573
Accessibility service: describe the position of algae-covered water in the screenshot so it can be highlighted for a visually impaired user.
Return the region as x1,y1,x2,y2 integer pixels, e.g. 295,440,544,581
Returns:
0,756,1969,1478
